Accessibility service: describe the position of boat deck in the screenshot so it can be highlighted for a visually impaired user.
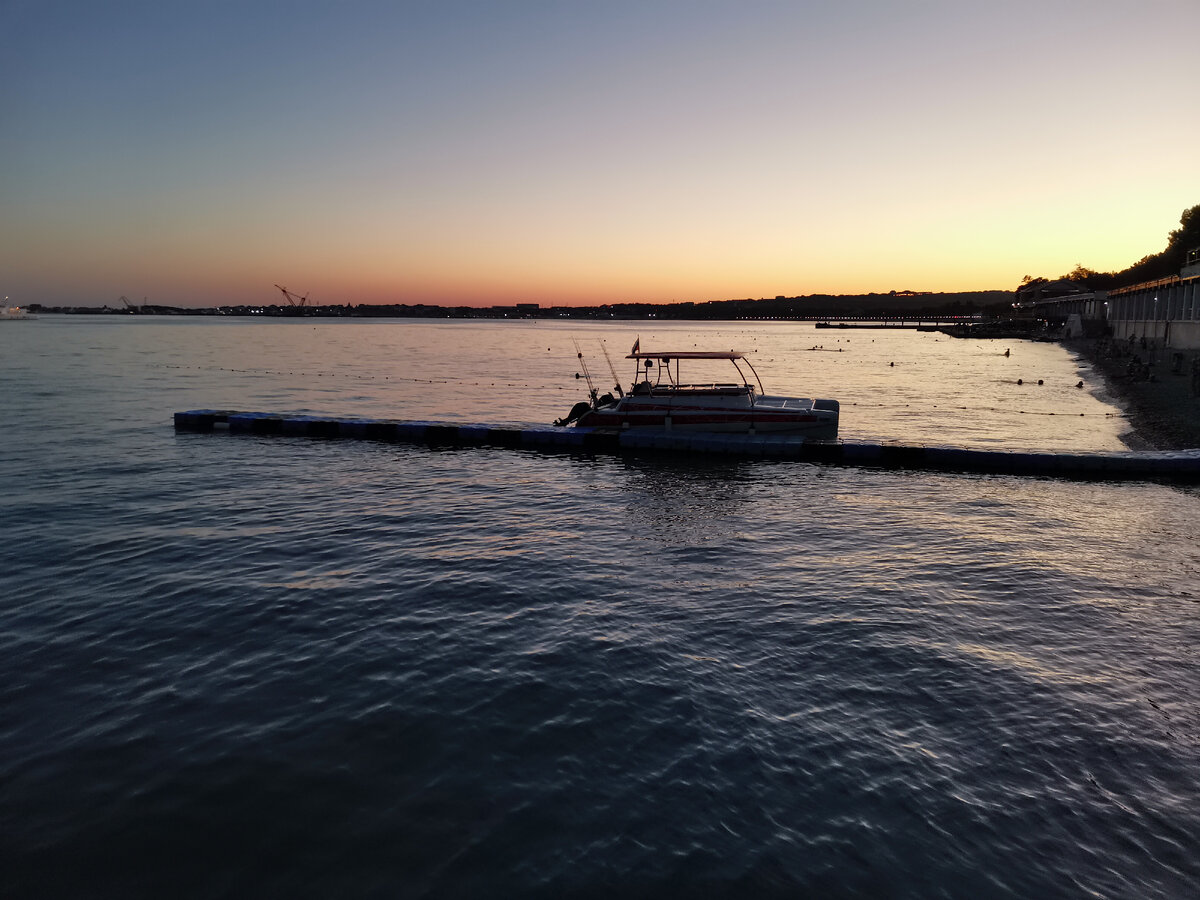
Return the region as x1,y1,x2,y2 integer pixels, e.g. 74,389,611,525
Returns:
753,396,817,410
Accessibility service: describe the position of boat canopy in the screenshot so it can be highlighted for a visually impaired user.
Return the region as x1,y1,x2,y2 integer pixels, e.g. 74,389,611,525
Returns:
623,348,763,393
626,350,744,360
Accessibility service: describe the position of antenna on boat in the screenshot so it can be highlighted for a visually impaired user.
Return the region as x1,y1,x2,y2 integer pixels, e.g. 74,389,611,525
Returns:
598,341,624,396
571,338,598,404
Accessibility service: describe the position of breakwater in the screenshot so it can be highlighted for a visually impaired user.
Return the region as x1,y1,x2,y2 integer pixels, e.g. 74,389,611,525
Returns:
175,410,1200,480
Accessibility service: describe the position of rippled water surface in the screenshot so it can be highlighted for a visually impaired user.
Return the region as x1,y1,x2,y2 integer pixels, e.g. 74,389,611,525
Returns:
2,317,1199,898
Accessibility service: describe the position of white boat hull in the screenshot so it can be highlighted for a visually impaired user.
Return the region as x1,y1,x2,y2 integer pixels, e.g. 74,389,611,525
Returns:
577,394,839,438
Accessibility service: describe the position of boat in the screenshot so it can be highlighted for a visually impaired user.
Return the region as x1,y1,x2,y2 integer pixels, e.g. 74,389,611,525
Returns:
1,304,35,320
554,341,839,438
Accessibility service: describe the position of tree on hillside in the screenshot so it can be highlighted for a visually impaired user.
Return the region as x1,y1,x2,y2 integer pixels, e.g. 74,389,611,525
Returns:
1066,264,1117,289
1018,203,1199,292
1167,204,1200,260
1114,203,1200,285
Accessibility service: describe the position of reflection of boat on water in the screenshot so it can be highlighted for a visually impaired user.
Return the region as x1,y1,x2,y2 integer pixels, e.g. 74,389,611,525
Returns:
555,341,839,438
1,304,35,320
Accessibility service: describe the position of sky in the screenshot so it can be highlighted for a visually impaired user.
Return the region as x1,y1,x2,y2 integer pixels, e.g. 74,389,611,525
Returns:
3,0,1198,308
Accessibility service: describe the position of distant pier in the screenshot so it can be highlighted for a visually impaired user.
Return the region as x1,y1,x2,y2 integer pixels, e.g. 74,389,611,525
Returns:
174,410,1200,481
815,317,975,330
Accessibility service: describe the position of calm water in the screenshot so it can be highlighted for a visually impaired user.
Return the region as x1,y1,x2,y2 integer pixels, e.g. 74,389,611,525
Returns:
2,317,1198,898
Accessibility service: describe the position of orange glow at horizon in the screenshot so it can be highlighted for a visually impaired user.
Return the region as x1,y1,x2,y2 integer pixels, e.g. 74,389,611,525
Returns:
2,3,1197,309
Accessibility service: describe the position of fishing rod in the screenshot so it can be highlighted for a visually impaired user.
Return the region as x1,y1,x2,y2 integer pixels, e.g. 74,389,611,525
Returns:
572,337,598,403
599,341,624,396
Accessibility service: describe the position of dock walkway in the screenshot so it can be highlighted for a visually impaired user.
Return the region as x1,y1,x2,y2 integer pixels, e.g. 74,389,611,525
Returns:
174,410,1200,481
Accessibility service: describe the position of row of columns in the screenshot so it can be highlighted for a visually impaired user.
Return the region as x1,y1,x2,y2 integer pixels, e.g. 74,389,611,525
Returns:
1109,280,1200,323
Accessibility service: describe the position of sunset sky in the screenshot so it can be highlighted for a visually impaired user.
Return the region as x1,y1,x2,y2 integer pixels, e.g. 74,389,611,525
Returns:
3,1,1198,308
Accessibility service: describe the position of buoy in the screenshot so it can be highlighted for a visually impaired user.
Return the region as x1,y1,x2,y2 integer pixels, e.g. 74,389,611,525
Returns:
1017,379,1023,385
1004,349,1010,357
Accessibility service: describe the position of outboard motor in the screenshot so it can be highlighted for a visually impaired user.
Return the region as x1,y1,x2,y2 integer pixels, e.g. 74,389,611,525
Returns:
554,400,593,427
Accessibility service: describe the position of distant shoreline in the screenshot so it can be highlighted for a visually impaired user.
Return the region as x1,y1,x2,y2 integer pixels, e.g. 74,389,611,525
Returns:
23,290,1013,321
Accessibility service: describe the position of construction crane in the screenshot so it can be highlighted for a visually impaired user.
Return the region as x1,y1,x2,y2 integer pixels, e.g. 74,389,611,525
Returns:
119,295,143,314
274,284,309,307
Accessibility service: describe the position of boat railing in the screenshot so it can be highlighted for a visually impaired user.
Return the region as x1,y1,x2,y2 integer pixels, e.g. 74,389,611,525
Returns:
658,383,749,394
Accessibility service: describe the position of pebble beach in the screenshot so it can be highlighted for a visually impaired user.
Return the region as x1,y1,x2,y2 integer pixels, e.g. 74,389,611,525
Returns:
1070,338,1200,450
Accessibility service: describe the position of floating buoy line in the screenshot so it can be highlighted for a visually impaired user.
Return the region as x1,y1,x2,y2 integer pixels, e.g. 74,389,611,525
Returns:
152,364,1127,418
844,402,1124,419
174,410,1200,482
150,362,575,390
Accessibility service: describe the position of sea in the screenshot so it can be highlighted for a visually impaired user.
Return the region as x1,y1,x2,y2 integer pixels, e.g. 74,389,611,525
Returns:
2,316,1198,899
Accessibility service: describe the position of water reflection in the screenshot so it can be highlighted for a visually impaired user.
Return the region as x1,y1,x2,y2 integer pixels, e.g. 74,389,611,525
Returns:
619,456,758,548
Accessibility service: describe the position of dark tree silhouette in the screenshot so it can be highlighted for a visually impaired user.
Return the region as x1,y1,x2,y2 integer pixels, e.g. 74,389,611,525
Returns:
1018,203,1200,291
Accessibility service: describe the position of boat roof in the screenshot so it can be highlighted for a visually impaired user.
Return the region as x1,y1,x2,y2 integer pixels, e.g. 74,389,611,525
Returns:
626,350,744,360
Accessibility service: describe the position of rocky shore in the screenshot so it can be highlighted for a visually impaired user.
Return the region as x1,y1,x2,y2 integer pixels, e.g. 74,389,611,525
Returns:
1066,337,1200,450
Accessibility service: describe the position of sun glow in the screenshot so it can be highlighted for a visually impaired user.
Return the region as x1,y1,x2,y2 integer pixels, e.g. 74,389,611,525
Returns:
3,3,1198,307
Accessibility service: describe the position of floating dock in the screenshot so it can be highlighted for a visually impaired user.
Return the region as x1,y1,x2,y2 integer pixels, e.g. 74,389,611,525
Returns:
173,410,1200,481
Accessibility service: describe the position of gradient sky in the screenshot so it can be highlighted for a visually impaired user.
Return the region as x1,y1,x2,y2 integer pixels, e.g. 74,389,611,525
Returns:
3,0,1198,308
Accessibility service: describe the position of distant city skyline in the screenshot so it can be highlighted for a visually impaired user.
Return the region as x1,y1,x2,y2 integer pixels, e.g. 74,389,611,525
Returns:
3,1,1199,308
